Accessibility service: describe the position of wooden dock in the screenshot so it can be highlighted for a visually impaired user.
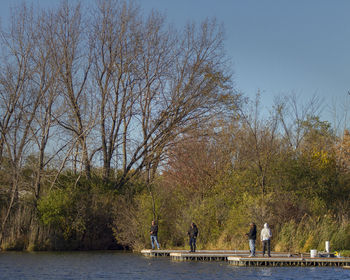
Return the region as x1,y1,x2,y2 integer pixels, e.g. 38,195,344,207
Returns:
228,256,350,267
141,249,350,266
141,249,249,257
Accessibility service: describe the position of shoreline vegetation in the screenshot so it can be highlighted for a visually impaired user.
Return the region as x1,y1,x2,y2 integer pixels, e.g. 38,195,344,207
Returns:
0,1,349,254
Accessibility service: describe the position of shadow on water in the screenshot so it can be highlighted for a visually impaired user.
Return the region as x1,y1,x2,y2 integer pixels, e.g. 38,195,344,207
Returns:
0,251,350,279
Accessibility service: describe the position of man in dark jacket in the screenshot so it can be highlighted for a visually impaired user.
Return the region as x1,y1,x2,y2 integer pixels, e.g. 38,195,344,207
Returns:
246,222,257,257
187,222,198,252
150,220,160,250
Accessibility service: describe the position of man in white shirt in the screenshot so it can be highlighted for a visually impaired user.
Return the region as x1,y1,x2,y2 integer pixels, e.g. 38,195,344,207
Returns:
260,223,272,257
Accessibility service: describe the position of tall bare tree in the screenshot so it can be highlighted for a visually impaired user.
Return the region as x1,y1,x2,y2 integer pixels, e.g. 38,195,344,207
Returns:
0,5,44,243
27,8,64,201
236,93,279,196
48,1,94,179
90,1,233,190
92,0,141,182
115,18,232,188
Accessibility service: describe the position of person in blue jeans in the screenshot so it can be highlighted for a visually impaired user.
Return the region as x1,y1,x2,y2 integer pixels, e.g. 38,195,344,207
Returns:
150,220,160,250
246,222,257,257
187,222,198,252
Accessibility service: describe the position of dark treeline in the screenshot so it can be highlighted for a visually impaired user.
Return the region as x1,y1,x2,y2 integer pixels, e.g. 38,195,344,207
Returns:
0,0,349,252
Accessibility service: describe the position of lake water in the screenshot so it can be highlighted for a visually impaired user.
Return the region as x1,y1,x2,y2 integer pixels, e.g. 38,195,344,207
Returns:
1,251,350,279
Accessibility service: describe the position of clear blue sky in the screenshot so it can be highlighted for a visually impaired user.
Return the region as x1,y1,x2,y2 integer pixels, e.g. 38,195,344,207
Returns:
1,0,350,124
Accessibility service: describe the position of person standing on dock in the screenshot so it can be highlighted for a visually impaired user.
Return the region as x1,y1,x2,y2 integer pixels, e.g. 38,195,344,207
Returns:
187,222,198,252
260,223,272,257
150,220,160,250
246,222,257,257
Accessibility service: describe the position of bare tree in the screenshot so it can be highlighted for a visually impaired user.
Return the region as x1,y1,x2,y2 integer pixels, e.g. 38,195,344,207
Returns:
236,92,279,196
0,5,44,243
48,1,95,179
90,1,233,192
91,0,140,182
115,18,232,188
275,93,323,150
26,9,64,201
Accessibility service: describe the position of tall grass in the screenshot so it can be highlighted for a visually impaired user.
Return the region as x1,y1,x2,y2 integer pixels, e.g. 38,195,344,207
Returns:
275,215,350,253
